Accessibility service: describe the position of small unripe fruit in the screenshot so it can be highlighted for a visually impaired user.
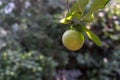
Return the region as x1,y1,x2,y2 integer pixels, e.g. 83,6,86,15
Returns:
62,30,84,51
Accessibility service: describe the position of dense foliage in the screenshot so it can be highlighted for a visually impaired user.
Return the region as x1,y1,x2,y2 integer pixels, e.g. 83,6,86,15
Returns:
0,0,120,80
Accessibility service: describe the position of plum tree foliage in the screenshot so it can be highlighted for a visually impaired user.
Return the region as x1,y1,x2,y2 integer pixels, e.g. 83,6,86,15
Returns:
61,0,109,50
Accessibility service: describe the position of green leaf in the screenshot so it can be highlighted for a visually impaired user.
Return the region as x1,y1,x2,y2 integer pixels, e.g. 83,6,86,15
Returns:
81,14,94,22
82,27,102,46
60,16,72,24
60,0,109,24
66,0,89,20
83,0,109,17
71,0,89,13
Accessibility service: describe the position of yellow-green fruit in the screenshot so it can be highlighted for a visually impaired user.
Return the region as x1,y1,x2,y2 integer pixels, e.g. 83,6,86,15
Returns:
62,30,84,51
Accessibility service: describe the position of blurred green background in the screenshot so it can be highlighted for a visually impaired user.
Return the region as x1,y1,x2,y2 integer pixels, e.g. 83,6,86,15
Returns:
0,0,120,80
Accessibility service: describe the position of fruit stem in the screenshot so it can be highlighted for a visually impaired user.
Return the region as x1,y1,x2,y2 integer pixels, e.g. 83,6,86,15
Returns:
70,26,75,30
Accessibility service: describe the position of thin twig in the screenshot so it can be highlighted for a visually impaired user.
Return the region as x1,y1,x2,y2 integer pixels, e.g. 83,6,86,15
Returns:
66,0,70,13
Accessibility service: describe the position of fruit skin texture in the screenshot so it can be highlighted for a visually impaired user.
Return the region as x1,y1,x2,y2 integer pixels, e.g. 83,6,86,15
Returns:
62,30,84,51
